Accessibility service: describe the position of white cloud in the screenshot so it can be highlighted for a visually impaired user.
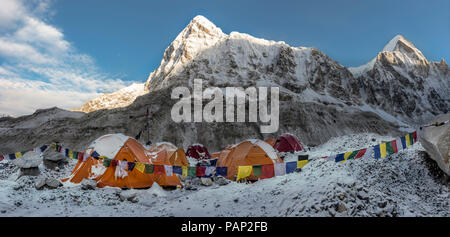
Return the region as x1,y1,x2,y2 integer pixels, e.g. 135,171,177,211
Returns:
0,0,135,117
0,0,25,28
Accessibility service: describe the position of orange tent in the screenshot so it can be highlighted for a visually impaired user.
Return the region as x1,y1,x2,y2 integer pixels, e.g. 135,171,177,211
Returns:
264,138,276,147
63,134,188,188
216,139,282,181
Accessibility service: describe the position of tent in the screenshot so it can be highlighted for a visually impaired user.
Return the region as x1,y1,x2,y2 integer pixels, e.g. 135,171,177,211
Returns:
149,142,177,152
63,134,188,188
264,138,277,147
215,139,282,181
273,133,304,153
185,144,211,159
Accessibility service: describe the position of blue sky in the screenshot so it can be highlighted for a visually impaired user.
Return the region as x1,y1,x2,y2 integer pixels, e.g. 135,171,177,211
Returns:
0,0,448,116
52,0,450,82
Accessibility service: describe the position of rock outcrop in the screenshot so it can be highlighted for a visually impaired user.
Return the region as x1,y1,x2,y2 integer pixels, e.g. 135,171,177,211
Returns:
419,114,450,176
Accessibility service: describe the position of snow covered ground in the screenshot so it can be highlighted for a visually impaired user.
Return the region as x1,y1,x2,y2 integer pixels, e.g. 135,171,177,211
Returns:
0,133,448,217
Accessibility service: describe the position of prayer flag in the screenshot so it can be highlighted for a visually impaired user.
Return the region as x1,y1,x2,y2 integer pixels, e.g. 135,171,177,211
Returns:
187,166,196,177
173,166,182,175
335,153,345,162
69,150,73,159
253,165,262,177
182,166,188,176
209,159,217,167
135,163,145,173
405,134,411,147
111,160,118,167
355,148,366,159
205,166,215,177
164,165,173,176
216,167,227,177
103,158,111,167
236,166,252,181
146,164,155,174
380,143,387,158
374,145,381,159
386,141,395,155
196,166,206,177
261,164,274,179
297,160,308,168
9,153,16,160
362,147,374,159
15,152,22,158
91,151,100,159
395,138,403,152
286,161,297,174
412,131,418,143
0,155,4,162
127,162,135,171
40,145,48,152
274,163,286,176
401,136,407,149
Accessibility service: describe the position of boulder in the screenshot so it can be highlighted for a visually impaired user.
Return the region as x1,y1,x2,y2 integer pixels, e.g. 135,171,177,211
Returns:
81,179,97,190
35,178,46,190
119,190,137,202
213,176,229,186
201,178,213,186
419,114,450,176
12,151,42,168
45,178,63,189
19,167,40,176
43,149,67,162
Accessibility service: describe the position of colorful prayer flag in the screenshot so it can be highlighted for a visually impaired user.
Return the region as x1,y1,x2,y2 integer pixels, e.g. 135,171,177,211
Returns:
380,143,387,158
146,164,155,174
127,162,135,171
386,141,395,155
355,148,366,159
69,150,73,159
216,167,227,177
173,166,182,175
260,164,274,179
182,166,188,176
135,163,145,173
274,163,286,176
401,136,407,149
374,145,381,159
253,165,262,177
164,165,173,176
187,166,196,177
196,166,206,177
15,152,22,158
297,160,308,168
335,153,345,162
286,161,297,174
205,166,215,177
412,131,418,143
91,151,100,159
236,166,252,181
9,153,16,160
103,158,111,167
405,134,411,147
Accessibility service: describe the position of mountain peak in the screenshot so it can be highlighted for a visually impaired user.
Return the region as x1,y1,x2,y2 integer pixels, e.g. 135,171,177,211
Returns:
184,15,224,38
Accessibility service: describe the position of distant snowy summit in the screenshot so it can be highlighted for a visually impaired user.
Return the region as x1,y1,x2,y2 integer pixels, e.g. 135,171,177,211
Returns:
78,15,449,125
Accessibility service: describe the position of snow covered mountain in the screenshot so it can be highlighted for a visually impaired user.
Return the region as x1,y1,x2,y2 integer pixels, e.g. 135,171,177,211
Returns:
0,15,448,153
77,83,147,113
349,35,449,125
145,15,362,107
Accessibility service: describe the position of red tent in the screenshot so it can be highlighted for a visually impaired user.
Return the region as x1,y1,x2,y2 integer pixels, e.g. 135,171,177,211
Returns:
185,144,211,159
274,134,304,152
